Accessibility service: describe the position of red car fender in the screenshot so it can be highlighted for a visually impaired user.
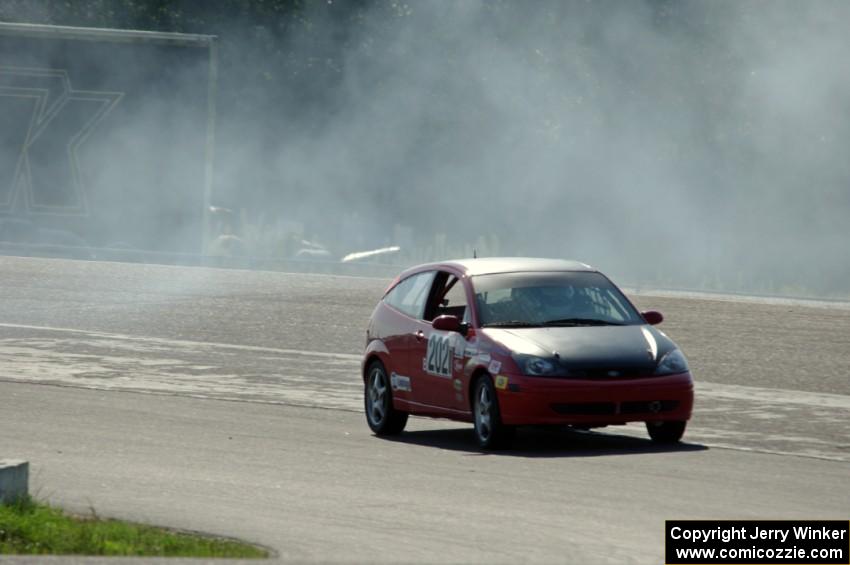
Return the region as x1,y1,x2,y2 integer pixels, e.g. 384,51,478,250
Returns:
362,339,391,382
462,351,516,397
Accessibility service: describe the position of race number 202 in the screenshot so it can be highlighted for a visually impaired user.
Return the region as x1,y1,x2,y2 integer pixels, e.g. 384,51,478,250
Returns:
426,333,452,377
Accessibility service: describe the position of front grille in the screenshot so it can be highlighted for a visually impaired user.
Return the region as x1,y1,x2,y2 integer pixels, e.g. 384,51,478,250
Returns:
566,367,651,379
551,402,617,415
550,400,679,416
620,400,679,414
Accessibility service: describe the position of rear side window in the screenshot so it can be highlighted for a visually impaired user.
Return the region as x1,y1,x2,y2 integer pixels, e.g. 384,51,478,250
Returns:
384,271,435,319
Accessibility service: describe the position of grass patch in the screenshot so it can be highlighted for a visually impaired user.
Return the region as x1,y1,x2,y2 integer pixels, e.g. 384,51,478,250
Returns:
0,496,267,558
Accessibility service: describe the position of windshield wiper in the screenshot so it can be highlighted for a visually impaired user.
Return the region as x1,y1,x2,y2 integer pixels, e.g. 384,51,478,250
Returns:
541,318,624,326
481,320,542,328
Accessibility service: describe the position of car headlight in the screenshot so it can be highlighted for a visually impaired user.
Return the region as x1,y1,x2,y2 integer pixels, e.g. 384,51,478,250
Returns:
654,349,689,375
513,354,567,377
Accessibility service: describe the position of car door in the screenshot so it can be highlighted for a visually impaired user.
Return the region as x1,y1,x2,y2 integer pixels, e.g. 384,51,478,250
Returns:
409,270,472,412
380,270,436,403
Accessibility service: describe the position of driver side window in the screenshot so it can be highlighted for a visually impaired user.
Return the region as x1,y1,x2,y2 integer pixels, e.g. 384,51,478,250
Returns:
424,272,468,322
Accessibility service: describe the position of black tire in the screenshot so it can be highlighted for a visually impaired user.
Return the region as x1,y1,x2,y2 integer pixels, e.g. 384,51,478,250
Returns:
472,376,514,449
364,361,408,435
645,420,686,443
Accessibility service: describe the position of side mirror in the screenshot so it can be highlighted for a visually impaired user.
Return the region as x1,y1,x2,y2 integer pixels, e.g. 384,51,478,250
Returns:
641,310,664,325
432,314,464,334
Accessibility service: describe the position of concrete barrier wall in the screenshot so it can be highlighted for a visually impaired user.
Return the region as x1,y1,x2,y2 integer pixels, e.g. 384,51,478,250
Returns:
0,459,29,504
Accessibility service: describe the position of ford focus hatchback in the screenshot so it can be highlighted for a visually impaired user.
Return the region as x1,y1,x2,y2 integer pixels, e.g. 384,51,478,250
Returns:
362,258,694,448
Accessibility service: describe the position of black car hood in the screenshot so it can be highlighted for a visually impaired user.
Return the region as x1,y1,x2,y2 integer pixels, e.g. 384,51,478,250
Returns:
483,325,677,370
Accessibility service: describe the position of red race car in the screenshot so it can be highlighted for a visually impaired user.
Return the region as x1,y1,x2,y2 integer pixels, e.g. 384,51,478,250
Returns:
362,258,694,448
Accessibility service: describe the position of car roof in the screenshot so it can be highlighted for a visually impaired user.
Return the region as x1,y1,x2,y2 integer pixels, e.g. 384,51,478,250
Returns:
404,257,596,277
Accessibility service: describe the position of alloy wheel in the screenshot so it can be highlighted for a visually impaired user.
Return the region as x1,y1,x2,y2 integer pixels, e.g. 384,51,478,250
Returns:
367,367,387,426
475,384,492,442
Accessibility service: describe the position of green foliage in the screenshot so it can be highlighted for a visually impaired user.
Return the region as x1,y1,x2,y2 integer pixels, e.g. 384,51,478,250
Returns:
0,496,267,558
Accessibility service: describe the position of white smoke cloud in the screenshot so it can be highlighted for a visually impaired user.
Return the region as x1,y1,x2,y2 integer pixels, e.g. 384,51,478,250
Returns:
3,0,849,295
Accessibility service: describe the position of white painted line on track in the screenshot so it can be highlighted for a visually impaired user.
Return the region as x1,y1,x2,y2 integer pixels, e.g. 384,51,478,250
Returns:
626,288,850,310
3,320,848,410
698,381,850,410
0,322,361,361
606,427,850,463
1,321,847,462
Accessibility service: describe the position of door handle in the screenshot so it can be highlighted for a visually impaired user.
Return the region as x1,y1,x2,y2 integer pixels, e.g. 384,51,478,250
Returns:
414,330,425,341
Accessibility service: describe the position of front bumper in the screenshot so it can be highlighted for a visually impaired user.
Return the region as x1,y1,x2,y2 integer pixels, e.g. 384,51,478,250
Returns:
497,371,694,426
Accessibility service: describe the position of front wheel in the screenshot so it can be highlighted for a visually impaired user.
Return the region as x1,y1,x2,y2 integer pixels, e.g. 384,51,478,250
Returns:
473,376,514,449
645,420,686,443
365,361,408,435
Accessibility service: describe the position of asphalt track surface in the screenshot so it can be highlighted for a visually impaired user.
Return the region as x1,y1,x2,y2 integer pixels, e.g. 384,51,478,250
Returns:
1,256,848,564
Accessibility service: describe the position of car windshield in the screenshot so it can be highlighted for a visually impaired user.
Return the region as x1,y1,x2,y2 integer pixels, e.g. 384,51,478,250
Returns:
472,271,643,327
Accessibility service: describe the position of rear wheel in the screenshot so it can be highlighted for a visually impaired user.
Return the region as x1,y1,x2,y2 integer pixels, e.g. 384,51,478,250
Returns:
473,376,514,449
365,361,408,435
645,420,686,443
